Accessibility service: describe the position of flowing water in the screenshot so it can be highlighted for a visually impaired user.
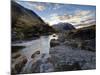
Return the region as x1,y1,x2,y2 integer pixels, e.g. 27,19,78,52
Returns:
12,34,58,73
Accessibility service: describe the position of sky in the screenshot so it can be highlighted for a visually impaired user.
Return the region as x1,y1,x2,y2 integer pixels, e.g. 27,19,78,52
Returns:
16,1,96,28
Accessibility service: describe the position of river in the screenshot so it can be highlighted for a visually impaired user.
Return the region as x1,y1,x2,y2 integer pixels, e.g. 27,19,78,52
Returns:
12,34,58,73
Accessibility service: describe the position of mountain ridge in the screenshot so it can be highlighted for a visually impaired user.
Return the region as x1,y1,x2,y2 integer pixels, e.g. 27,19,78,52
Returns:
12,1,55,42
52,22,75,32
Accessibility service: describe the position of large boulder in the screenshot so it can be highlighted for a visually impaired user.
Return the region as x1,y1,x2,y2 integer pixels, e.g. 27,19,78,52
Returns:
50,39,60,47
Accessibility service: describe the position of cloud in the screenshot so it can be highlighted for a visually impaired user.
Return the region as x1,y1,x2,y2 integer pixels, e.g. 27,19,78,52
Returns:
17,1,47,11
57,14,72,20
34,5,46,11
71,10,96,28
75,10,91,17
47,9,95,26
48,13,81,25
78,10,95,24
28,2,47,11
53,4,62,10
49,13,72,21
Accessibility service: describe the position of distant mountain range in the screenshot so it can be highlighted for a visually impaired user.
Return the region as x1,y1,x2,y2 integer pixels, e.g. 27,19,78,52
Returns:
12,1,55,41
52,22,75,32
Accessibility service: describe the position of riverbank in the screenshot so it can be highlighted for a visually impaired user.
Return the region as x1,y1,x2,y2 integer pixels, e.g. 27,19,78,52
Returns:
49,25,96,71
49,44,96,71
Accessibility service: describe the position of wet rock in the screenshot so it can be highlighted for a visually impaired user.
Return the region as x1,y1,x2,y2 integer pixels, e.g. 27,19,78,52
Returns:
31,60,41,73
12,56,27,74
40,57,54,72
12,52,21,59
50,39,60,47
31,51,40,58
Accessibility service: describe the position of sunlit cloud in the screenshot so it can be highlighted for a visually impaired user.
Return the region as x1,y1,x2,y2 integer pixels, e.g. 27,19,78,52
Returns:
26,2,47,11
16,1,47,11
75,10,92,17
53,4,62,10
34,5,46,11
47,9,96,26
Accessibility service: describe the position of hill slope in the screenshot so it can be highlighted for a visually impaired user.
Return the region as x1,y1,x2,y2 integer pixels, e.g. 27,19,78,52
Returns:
62,25,96,52
12,1,55,41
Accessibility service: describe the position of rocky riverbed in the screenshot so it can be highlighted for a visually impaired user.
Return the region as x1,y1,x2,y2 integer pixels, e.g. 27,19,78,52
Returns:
12,40,96,74
50,44,96,71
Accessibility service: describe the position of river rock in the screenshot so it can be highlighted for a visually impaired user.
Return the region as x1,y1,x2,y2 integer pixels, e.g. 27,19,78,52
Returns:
31,60,41,73
31,51,40,58
12,56,27,74
12,52,21,59
50,39,60,47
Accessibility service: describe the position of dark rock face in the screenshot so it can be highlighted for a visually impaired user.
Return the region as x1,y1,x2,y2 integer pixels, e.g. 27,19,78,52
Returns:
67,25,96,51
11,1,55,42
56,25,96,52
70,26,95,40
52,22,75,32
50,39,60,47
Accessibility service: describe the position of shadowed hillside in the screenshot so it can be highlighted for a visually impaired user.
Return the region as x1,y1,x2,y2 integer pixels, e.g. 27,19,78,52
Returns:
56,25,96,52
12,1,55,42
68,25,95,40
